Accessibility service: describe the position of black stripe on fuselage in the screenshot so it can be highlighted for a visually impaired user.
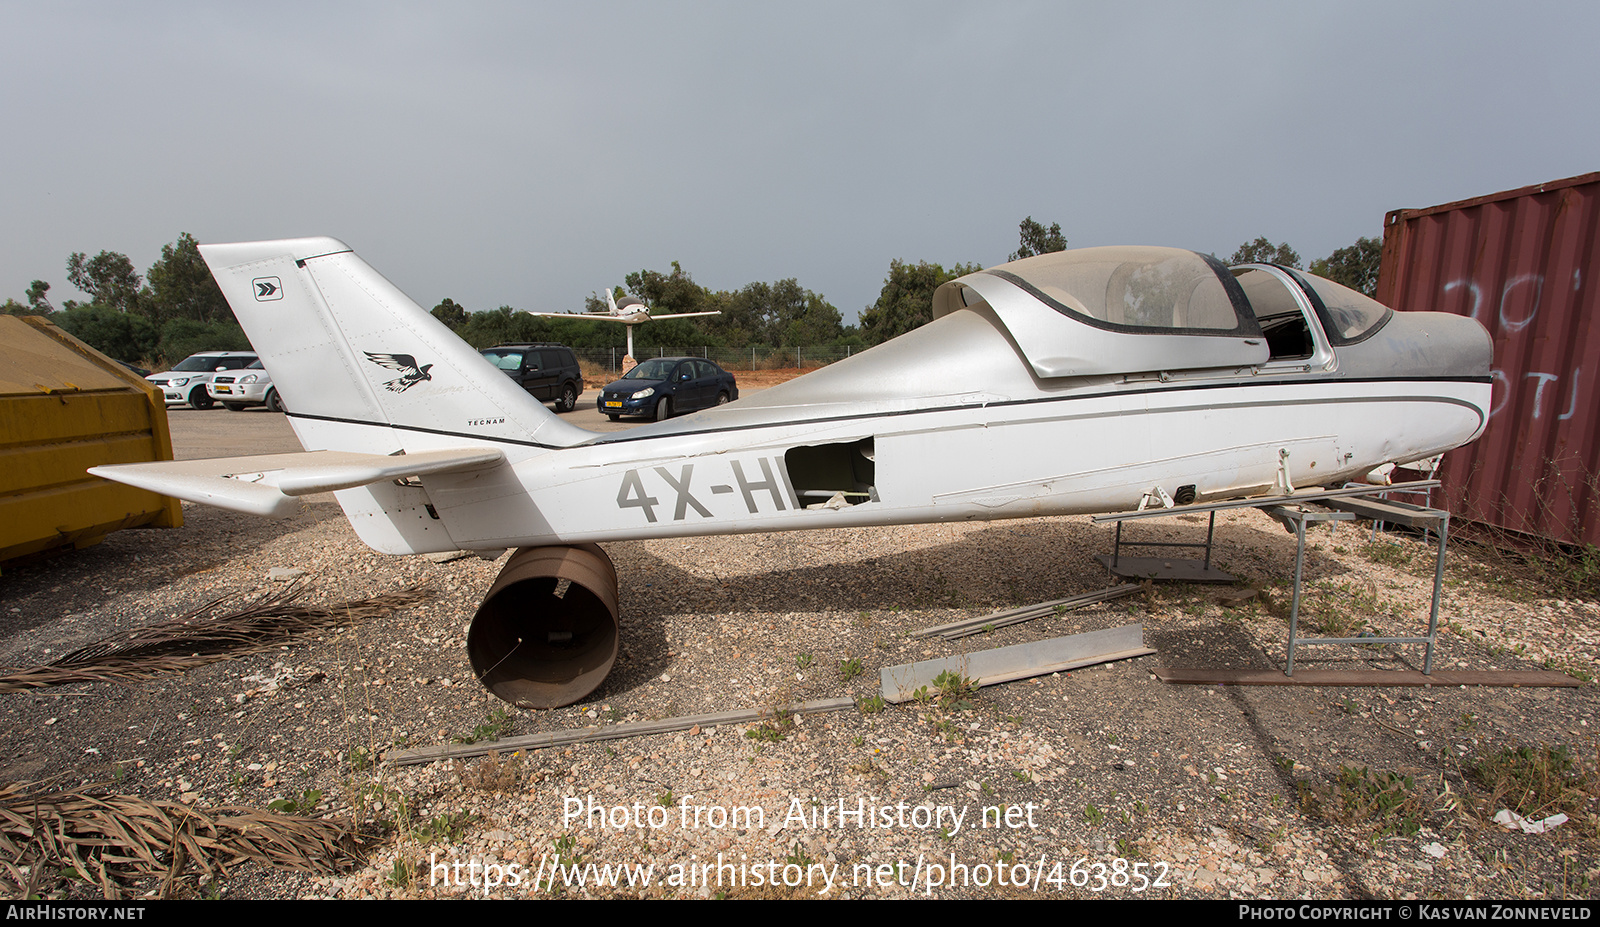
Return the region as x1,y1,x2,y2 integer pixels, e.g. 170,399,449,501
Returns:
284,374,1492,450
284,411,565,448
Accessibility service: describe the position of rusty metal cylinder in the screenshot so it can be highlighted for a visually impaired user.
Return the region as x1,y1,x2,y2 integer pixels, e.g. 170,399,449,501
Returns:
467,544,620,709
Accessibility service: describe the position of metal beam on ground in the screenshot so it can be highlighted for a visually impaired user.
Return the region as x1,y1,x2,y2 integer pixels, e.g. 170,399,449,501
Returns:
385,697,855,765
913,584,1143,640
880,624,1152,703
1153,668,1581,687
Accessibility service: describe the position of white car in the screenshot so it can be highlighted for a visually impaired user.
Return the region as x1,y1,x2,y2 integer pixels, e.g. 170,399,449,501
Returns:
145,351,259,409
208,359,283,412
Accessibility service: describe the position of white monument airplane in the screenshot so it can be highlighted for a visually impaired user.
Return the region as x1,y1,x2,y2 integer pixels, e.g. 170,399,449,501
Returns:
525,288,721,362
90,238,1492,708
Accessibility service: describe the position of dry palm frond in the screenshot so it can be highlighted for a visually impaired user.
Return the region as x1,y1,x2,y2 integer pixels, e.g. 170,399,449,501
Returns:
0,583,429,693
0,782,362,899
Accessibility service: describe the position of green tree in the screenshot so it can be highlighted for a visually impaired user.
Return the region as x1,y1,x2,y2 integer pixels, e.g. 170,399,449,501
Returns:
1228,237,1301,268
145,233,231,325
54,304,160,362
1009,216,1067,261
625,261,713,317
622,262,735,346
766,280,843,346
25,280,53,314
859,259,981,344
1,299,33,316
526,263,850,351
156,318,250,367
1309,236,1383,297
781,290,845,346
701,284,763,345
632,316,705,354
66,250,143,313
457,305,521,349
546,312,628,350
431,298,469,330
696,278,839,346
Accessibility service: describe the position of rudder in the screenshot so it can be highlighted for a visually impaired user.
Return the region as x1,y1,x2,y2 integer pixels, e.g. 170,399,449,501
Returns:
199,237,593,455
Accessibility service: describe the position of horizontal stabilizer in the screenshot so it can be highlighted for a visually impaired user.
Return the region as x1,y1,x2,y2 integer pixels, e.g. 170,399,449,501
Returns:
89,448,506,518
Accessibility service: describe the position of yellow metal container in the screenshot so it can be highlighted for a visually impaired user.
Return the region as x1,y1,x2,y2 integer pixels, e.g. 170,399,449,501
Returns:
0,316,181,564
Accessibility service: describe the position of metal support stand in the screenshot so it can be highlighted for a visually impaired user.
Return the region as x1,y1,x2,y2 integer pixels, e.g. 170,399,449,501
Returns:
1274,496,1451,676
1092,482,1452,678
1371,458,1440,543
1094,510,1238,583
1091,482,1438,585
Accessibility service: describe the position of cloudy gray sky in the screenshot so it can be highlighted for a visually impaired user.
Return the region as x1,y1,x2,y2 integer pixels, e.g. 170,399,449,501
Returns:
5,1,1595,324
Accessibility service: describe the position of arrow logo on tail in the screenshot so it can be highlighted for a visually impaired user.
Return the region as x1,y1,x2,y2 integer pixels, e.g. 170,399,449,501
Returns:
252,277,283,300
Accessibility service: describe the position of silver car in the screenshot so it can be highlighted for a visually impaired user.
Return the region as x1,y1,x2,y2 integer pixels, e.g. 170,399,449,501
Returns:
208,359,283,412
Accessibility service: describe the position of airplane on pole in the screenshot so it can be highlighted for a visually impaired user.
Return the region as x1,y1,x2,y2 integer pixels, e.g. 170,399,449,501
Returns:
90,239,1492,709
525,289,720,364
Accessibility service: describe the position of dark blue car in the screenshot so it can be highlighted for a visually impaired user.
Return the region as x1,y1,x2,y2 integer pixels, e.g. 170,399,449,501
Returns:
598,357,739,421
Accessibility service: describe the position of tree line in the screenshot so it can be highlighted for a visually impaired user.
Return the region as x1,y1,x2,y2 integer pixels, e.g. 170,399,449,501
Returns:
2,233,245,368
431,220,1382,355
1227,236,1383,296
4,221,1382,369
434,263,867,357
431,217,1066,353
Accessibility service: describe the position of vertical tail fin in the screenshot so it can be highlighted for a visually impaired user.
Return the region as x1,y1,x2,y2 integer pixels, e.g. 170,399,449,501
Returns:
199,237,593,454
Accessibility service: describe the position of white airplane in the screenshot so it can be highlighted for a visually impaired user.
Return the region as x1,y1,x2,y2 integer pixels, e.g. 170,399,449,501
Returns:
525,288,721,360
90,239,1492,709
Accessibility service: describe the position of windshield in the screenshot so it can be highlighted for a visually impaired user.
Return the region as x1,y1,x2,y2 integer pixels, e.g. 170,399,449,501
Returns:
172,355,229,372
623,358,678,380
480,350,524,370
1287,271,1392,344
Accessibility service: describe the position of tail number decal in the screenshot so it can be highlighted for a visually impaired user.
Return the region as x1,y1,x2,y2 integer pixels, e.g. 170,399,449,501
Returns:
617,459,796,523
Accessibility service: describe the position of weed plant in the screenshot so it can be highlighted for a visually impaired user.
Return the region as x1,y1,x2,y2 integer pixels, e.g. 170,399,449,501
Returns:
1466,744,1599,821
455,750,524,792
452,708,514,745
1328,766,1424,837
746,691,796,743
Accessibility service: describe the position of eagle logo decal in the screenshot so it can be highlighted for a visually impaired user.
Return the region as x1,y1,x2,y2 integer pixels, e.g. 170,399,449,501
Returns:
364,352,434,392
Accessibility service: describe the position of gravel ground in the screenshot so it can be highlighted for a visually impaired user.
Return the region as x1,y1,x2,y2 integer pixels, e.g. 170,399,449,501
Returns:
1,417,1597,900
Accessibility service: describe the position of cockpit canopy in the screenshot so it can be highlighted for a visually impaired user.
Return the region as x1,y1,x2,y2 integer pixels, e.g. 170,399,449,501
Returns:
933,246,1394,380
980,246,1257,335
934,247,1266,378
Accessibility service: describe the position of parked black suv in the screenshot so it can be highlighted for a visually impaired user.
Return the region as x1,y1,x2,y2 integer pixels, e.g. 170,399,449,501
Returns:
480,343,583,413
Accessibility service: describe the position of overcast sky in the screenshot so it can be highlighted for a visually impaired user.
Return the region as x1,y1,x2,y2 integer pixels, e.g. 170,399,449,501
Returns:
5,1,1595,324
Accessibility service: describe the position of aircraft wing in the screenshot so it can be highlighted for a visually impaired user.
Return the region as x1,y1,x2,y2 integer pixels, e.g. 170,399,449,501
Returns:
521,310,722,321
523,311,626,321
89,448,506,518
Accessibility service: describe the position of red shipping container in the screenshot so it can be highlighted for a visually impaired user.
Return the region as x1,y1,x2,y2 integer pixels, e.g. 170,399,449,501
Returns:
1377,172,1600,547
